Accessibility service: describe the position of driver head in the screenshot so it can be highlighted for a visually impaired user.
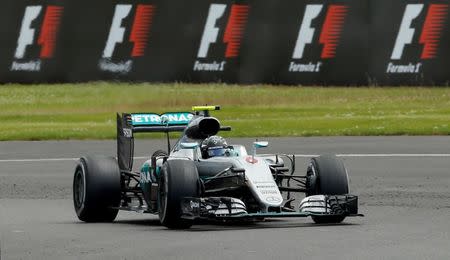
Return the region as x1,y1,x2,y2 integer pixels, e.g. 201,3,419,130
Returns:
201,135,228,159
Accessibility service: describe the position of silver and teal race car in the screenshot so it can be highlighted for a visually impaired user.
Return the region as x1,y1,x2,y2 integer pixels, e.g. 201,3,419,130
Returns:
73,106,362,229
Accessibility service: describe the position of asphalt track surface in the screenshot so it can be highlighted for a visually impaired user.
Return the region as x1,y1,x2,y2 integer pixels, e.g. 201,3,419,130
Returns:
0,137,449,259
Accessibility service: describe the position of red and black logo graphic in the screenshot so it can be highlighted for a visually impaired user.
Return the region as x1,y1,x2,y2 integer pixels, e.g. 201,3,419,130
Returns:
289,4,348,73
223,5,249,58
319,5,348,59
11,5,64,72
388,4,448,74
420,4,448,59
99,4,156,74
194,3,250,72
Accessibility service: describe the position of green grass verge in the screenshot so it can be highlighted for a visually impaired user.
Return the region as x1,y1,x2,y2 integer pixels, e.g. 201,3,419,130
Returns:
1,82,449,140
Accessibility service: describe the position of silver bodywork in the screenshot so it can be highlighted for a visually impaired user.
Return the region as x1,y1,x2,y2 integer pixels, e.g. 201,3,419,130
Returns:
162,144,284,212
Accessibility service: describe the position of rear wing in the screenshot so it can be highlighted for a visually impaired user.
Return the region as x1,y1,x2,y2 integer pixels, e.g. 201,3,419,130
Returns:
116,112,193,171
128,112,193,132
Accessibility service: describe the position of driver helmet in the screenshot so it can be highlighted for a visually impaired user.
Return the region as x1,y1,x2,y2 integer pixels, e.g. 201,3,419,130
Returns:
201,135,228,158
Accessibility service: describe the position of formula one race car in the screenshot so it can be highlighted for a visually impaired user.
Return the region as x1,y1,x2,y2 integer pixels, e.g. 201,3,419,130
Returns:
73,106,362,229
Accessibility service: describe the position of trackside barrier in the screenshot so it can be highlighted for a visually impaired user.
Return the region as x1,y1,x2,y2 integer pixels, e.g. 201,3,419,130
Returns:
0,0,449,85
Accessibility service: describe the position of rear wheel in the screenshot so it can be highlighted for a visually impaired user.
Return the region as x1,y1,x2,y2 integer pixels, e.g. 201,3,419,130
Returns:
73,155,121,222
158,160,200,229
306,154,349,224
152,150,168,157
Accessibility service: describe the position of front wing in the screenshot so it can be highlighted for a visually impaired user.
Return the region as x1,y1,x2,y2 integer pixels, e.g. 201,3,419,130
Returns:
181,195,363,220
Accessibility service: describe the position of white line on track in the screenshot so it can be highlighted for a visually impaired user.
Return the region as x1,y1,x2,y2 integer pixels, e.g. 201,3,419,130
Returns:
296,154,450,158
0,158,79,162
337,154,450,157
0,156,149,162
1,154,450,163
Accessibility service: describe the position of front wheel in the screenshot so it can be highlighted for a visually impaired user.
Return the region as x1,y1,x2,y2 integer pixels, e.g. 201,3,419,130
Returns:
306,154,349,224
158,160,200,229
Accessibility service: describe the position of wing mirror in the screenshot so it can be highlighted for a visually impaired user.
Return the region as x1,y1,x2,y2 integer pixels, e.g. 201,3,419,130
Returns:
251,141,268,162
253,141,269,148
180,142,199,161
180,142,199,149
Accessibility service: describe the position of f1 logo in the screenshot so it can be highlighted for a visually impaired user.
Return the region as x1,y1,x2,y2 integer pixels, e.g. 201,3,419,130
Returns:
293,4,348,59
197,4,250,58
14,5,63,59
391,4,448,60
102,4,155,59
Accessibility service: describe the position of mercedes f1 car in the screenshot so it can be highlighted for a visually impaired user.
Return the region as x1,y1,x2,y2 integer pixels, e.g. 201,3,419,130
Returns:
73,106,362,229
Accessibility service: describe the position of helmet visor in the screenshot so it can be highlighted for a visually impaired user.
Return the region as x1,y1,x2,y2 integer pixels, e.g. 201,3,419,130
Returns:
207,147,226,157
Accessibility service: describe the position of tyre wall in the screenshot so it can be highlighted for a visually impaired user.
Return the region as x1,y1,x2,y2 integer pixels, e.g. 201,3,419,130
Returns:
0,0,449,85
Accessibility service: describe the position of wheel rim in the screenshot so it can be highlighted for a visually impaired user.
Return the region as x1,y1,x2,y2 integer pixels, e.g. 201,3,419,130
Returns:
74,169,85,209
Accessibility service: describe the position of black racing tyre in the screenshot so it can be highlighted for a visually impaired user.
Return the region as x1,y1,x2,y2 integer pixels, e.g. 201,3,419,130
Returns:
306,154,349,224
152,150,168,157
158,160,200,229
73,155,121,222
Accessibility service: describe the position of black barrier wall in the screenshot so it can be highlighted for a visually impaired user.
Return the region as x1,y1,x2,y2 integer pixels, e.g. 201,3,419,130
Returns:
0,0,449,85
369,0,450,85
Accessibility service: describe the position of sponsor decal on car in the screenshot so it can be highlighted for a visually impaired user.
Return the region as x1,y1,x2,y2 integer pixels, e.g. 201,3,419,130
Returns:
260,190,278,195
122,128,133,138
387,4,448,74
99,4,156,74
190,201,200,209
289,4,348,73
257,184,278,195
194,3,250,72
131,112,193,126
266,196,281,203
245,156,258,164
140,163,152,184
11,5,64,72
256,185,277,189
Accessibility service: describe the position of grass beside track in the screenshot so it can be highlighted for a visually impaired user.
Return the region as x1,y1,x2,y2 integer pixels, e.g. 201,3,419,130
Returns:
1,83,450,140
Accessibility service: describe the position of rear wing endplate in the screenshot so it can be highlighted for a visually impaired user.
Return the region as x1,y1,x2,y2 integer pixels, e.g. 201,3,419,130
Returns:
116,112,193,171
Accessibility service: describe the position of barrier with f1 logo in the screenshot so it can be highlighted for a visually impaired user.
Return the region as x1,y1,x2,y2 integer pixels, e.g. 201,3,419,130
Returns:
0,0,67,83
369,0,450,85
190,1,250,83
0,0,450,85
239,0,368,85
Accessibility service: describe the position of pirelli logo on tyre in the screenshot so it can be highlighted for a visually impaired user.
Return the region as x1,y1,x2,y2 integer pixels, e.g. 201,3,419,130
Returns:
98,4,156,74
387,3,449,74
11,5,64,72
194,3,250,72
289,4,349,73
